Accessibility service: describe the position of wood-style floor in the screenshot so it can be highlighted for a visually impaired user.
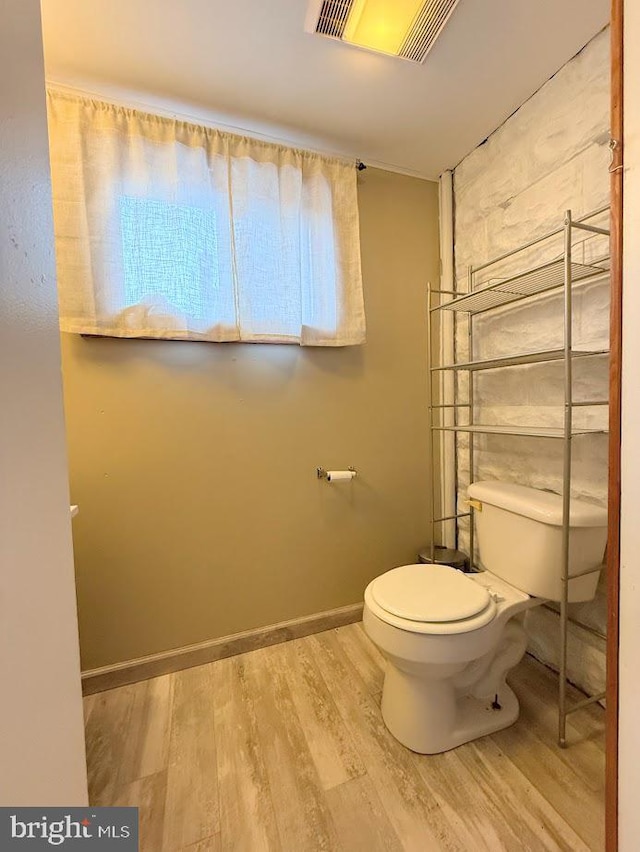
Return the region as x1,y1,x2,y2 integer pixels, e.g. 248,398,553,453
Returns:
84,622,605,851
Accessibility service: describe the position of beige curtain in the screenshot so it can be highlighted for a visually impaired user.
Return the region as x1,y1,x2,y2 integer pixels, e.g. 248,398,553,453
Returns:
46,90,365,346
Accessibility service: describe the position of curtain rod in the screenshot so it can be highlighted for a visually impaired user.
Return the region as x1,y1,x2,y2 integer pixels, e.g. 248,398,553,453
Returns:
47,80,366,172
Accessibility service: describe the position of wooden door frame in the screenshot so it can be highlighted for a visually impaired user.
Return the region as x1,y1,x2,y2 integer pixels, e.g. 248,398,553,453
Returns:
606,0,623,848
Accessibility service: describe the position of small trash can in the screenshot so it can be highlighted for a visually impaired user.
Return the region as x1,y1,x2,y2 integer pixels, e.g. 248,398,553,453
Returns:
418,545,470,573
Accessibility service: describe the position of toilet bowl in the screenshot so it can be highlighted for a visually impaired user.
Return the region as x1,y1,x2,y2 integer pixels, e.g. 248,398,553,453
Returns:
363,481,608,754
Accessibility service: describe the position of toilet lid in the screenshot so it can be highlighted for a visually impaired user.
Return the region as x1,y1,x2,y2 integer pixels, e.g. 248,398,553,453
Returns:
370,563,492,623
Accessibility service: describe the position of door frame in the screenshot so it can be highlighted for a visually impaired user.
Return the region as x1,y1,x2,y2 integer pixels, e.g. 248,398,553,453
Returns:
606,0,623,848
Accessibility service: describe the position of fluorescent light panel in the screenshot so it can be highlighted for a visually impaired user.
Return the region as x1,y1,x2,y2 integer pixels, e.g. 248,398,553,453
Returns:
343,0,425,56
311,0,461,63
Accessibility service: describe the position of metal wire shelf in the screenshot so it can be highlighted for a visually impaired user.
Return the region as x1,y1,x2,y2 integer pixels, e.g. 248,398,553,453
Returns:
432,258,609,316
432,348,609,373
431,424,608,438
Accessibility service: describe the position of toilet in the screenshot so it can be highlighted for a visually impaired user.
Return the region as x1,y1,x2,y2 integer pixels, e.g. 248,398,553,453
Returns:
363,481,608,754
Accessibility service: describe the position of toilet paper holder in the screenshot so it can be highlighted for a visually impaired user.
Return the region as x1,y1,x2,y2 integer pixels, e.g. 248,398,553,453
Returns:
317,466,357,481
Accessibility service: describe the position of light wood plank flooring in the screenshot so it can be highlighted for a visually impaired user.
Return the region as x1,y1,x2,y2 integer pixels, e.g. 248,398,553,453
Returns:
84,623,605,851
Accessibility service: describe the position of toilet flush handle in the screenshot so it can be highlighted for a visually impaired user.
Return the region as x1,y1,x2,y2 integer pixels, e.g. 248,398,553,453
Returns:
465,498,483,512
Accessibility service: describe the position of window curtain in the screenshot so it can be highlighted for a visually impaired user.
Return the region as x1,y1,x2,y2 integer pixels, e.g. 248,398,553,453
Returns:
46,90,366,346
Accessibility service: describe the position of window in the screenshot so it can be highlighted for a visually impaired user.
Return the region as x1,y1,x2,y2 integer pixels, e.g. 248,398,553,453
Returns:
47,90,366,346
120,197,220,321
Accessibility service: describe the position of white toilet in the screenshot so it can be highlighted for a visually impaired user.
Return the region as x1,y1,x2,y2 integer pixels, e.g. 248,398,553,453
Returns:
363,481,608,754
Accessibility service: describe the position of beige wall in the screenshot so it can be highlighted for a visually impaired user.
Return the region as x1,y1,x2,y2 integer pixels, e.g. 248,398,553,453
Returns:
0,0,87,804
61,167,440,669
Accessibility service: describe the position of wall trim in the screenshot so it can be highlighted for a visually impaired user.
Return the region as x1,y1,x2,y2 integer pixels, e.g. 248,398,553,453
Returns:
437,169,457,549
81,602,364,694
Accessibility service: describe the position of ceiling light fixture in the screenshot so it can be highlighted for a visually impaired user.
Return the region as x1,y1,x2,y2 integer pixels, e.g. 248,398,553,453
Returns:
306,0,461,63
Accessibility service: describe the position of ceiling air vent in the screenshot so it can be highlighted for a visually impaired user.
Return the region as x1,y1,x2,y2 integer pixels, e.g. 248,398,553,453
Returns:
306,0,460,63
315,0,355,39
399,0,460,62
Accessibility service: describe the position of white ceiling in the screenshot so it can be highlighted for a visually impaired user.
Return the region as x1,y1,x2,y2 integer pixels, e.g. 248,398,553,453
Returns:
40,0,609,179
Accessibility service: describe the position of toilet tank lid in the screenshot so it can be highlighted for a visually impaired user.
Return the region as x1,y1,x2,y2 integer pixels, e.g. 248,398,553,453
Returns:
468,481,607,528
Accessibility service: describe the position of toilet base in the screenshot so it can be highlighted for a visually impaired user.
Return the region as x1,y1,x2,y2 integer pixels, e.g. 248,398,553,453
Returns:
380,665,520,754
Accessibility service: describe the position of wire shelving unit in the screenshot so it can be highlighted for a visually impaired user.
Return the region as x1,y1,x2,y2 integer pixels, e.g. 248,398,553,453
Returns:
427,207,610,747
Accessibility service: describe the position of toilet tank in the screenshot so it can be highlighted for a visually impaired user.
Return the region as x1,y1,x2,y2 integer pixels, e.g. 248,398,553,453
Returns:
467,481,607,602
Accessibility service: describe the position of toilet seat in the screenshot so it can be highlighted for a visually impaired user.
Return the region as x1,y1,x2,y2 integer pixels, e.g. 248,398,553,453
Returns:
365,564,498,635
371,563,491,622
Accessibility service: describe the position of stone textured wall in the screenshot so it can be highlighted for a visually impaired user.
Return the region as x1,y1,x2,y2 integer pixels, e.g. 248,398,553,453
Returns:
452,28,610,696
